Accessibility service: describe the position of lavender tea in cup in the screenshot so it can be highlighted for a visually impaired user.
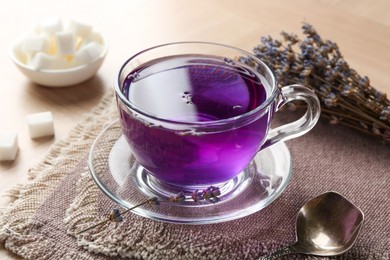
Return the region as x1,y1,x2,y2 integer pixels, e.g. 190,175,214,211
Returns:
116,42,320,190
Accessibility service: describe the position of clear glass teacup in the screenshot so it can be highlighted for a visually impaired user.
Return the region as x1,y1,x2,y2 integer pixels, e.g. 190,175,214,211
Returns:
115,42,320,192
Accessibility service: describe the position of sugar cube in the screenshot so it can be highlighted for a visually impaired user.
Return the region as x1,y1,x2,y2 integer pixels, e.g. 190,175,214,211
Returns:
40,16,63,36
51,56,71,69
28,52,55,70
0,131,18,161
74,42,102,66
90,32,103,44
67,19,92,38
13,38,29,64
22,35,49,55
26,112,55,139
55,31,76,55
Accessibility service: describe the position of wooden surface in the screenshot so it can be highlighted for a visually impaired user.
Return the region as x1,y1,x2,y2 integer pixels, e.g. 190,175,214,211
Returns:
1,0,389,259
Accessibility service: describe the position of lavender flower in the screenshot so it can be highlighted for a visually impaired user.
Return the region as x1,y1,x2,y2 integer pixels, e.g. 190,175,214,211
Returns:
202,186,221,203
149,197,160,205
191,190,204,203
109,209,124,223
169,191,186,203
191,186,222,203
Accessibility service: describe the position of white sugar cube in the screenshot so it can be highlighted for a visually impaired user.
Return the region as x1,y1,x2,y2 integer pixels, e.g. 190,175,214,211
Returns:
13,38,29,64
40,16,63,36
30,24,42,35
51,56,71,69
90,31,103,44
28,52,55,70
67,19,92,38
26,112,55,139
56,32,76,55
0,131,18,161
22,35,49,55
74,42,102,66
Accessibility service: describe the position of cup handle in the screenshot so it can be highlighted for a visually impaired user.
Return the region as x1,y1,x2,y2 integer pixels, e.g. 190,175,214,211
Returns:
261,84,321,150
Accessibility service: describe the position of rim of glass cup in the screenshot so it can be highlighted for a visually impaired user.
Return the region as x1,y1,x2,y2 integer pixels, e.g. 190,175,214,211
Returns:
115,41,278,127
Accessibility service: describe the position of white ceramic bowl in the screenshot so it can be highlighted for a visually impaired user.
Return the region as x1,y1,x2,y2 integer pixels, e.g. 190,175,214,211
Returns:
9,36,108,87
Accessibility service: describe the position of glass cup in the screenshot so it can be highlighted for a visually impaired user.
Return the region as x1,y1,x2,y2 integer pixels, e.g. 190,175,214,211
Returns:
115,42,320,193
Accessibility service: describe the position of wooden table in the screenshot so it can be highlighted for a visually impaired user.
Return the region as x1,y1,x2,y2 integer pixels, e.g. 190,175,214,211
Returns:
1,1,389,258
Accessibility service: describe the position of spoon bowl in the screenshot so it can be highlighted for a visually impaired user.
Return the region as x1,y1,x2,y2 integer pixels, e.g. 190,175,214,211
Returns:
260,191,364,259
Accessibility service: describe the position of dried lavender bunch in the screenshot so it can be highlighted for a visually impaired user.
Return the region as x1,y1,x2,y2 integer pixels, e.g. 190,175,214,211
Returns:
242,23,390,141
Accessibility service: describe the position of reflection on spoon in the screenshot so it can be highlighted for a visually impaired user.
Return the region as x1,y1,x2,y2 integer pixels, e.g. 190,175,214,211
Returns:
259,191,364,259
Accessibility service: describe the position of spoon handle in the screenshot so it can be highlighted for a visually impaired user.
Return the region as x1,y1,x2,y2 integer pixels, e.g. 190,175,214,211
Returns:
258,245,295,260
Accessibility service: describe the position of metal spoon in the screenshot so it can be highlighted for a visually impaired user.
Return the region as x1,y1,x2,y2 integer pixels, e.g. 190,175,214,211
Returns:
260,191,364,259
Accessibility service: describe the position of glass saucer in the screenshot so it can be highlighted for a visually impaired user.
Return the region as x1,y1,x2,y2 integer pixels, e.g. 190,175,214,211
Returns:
88,120,292,224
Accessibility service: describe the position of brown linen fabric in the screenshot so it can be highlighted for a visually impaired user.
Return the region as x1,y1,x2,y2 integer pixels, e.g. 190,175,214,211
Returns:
0,90,389,260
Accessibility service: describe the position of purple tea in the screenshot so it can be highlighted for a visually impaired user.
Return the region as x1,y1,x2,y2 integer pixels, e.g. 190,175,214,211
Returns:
117,55,271,186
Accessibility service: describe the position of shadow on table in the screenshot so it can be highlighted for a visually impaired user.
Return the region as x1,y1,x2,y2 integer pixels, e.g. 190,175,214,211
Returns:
22,75,108,108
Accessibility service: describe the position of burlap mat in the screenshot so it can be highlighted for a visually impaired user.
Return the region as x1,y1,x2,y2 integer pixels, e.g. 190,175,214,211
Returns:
0,89,389,259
